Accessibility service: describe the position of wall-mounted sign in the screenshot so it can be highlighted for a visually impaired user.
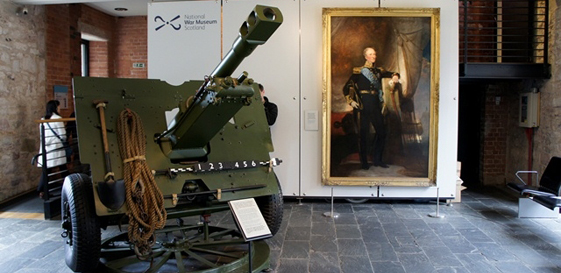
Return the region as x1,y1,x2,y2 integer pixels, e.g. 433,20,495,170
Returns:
148,1,221,85
54,85,68,109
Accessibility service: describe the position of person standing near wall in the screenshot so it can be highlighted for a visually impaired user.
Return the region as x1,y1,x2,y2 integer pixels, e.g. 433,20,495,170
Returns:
36,100,67,197
343,47,399,170
259,83,278,126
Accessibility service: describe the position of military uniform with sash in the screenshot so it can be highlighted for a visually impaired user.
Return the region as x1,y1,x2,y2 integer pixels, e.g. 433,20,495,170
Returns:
343,61,397,169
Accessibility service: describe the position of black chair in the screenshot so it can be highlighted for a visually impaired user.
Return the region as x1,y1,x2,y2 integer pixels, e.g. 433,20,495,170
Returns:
532,195,561,210
507,156,561,197
507,156,561,211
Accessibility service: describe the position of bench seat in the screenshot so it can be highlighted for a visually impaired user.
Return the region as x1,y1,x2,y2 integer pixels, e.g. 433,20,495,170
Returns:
507,156,561,215
506,183,557,196
507,156,561,198
532,195,561,211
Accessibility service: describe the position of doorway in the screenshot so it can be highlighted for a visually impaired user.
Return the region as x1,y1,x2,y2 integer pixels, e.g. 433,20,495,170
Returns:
457,83,485,188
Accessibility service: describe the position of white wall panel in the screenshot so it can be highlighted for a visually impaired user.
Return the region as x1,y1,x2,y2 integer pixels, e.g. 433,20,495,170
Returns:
223,0,301,197
147,0,459,199
148,1,221,85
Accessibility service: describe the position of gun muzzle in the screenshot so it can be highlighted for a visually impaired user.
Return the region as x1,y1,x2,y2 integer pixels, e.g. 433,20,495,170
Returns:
210,5,283,78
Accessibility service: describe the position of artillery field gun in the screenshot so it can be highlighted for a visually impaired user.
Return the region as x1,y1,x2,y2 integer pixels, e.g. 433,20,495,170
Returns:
61,5,283,273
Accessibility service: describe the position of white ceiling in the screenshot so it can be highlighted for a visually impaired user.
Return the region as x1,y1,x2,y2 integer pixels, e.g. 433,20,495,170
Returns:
11,0,203,17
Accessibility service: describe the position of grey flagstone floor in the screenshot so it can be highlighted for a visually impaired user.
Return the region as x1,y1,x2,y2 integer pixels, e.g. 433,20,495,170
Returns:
1,188,560,273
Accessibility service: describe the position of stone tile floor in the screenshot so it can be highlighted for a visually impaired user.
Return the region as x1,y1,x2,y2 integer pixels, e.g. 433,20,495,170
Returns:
1,187,561,272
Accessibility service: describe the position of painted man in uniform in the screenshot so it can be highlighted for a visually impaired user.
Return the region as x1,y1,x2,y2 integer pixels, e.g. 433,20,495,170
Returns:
343,47,399,170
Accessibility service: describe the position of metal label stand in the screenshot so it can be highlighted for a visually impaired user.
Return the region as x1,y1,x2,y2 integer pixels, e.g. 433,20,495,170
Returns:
428,188,445,218
323,187,340,218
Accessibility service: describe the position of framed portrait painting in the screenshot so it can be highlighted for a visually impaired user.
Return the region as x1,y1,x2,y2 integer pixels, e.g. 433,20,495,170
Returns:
322,8,440,187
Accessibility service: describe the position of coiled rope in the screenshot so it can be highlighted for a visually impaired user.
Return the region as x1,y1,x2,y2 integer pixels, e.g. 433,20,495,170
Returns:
117,109,167,258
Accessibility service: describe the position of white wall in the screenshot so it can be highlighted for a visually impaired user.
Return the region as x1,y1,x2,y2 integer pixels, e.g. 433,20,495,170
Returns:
148,0,459,199
148,1,221,85
222,0,302,197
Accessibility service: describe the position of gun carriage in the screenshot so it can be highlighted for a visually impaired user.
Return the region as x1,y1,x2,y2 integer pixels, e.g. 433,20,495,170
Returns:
61,5,283,273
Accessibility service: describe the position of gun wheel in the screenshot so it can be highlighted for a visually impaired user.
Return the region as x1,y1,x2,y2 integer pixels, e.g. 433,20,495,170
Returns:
61,173,101,272
255,174,284,236
98,225,270,273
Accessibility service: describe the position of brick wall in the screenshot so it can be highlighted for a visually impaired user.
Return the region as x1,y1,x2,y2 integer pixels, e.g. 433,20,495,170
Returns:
89,41,110,77
115,17,148,78
480,84,509,185
45,4,115,116
45,4,148,113
80,4,116,78
503,82,529,185
0,3,149,202
479,81,543,187
45,5,75,117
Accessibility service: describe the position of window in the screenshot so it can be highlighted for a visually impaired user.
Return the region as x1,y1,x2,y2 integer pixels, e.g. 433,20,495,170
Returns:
81,39,89,77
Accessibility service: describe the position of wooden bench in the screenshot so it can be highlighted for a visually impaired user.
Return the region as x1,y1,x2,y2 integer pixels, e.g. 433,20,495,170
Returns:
507,156,561,217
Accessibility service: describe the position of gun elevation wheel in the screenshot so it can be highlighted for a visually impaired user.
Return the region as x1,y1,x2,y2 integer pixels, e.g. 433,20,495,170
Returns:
99,224,270,273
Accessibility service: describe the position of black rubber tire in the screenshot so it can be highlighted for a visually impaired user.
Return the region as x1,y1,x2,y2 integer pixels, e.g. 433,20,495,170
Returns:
61,173,101,272
255,174,284,236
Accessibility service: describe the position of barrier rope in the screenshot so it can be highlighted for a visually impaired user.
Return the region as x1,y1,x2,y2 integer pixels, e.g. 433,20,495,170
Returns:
117,108,167,259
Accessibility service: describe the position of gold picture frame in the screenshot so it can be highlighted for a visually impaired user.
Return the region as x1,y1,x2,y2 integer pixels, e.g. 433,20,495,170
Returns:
322,7,440,187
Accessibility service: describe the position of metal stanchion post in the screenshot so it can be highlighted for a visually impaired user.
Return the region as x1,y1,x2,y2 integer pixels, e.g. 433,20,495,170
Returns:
323,187,339,218
40,123,48,200
428,188,445,218
248,241,252,273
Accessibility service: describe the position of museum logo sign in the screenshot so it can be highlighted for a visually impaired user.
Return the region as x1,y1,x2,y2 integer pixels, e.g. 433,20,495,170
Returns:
154,13,218,31
154,15,181,31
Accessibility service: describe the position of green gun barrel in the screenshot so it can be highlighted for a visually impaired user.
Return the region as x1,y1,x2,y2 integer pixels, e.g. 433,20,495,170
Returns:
158,5,283,160
210,5,283,78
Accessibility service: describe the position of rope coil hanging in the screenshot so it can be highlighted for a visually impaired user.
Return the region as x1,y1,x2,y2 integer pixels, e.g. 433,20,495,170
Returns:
117,109,167,258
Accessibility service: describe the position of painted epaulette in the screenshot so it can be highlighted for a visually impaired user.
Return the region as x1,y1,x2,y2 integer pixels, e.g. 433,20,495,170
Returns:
353,67,362,74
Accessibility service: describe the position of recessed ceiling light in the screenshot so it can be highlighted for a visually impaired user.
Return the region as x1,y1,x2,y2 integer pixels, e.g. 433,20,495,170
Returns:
115,7,128,12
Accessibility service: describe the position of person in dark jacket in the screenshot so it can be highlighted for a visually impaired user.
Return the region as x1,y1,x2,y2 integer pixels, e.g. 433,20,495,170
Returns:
258,83,278,126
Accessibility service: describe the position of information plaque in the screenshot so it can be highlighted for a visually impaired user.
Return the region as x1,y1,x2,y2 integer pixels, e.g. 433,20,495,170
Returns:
228,198,272,241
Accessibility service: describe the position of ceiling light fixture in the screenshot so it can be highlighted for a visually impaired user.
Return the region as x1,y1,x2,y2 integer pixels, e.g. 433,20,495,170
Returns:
114,7,128,12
